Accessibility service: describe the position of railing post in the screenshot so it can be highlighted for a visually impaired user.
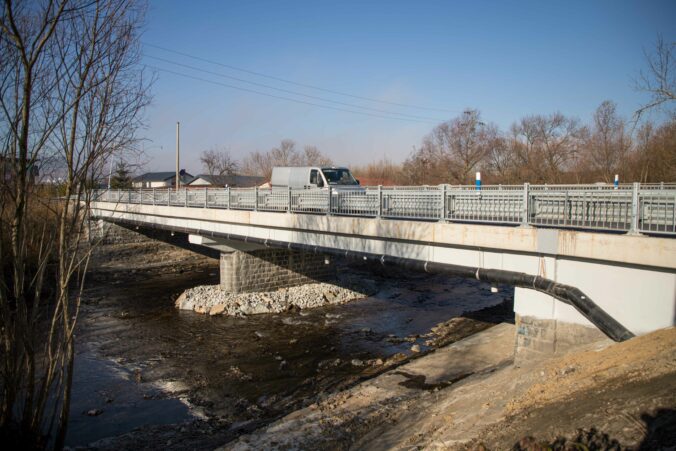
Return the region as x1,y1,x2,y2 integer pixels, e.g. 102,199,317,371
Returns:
327,185,332,216
521,182,530,227
118,188,121,203
184,187,188,207
152,188,156,206
440,184,447,221
254,186,258,211
377,185,383,218
227,187,231,210
629,182,640,234
288,186,292,212
204,186,208,208
167,187,170,206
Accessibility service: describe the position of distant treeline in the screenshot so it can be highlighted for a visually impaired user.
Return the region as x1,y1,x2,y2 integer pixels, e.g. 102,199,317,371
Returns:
351,102,675,186
209,102,674,186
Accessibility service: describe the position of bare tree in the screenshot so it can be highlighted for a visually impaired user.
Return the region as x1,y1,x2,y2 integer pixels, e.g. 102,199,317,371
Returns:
269,139,300,166
241,139,332,179
509,117,544,182
403,110,498,184
402,142,438,185
583,101,631,182
432,110,496,183
241,150,273,179
632,119,676,182
508,113,583,183
301,145,332,166
484,136,514,183
200,147,238,177
534,113,585,182
635,34,676,120
0,0,150,447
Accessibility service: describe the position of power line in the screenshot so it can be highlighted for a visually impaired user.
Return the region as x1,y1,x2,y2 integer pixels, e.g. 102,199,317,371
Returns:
144,54,445,122
145,64,438,124
143,42,457,114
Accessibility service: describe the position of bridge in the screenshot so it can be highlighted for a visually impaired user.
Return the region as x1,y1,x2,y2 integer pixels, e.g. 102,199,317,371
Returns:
89,183,676,361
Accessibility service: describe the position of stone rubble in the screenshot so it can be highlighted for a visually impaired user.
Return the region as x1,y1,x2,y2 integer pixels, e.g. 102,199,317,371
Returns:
175,277,378,317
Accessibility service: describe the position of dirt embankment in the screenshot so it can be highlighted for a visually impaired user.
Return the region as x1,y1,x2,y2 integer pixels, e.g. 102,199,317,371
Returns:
223,326,676,450
88,241,218,278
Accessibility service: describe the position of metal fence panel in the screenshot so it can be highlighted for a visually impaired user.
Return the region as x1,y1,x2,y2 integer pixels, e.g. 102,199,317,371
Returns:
257,188,289,212
332,188,378,216
381,187,442,220
530,190,632,231
290,188,329,214
446,190,522,224
639,191,676,234
91,184,676,235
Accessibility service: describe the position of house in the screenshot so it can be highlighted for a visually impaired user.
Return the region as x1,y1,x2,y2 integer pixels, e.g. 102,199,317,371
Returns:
132,171,194,188
188,174,266,188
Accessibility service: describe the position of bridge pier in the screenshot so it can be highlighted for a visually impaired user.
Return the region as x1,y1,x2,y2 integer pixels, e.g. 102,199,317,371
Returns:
219,248,335,294
187,234,335,293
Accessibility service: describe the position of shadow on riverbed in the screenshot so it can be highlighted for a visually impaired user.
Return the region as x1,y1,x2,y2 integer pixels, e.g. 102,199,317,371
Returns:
69,260,514,448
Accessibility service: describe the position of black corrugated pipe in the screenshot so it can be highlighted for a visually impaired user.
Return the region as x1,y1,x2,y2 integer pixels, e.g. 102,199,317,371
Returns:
98,217,635,342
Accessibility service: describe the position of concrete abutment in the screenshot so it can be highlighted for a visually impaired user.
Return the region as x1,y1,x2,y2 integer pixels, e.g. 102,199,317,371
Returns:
514,314,608,364
219,248,335,294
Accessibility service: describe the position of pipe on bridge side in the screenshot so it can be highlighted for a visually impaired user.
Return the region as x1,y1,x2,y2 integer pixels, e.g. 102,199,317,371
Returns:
98,217,635,343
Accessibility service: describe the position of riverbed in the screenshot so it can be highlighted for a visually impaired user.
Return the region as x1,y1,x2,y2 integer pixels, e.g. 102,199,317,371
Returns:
67,259,513,448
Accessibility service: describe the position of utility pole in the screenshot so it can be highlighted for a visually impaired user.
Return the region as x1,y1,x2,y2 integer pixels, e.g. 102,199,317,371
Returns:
175,121,180,191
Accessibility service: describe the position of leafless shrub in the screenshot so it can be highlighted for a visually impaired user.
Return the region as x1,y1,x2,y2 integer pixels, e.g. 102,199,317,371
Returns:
0,0,150,448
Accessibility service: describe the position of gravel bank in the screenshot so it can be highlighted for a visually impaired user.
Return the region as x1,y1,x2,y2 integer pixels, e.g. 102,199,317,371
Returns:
175,277,378,316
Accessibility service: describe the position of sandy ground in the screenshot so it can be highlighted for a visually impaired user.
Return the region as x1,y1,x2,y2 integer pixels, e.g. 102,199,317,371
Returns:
223,326,676,450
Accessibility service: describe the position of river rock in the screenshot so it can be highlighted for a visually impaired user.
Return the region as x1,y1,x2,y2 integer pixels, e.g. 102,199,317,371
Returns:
209,304,226,316
175,276,378,318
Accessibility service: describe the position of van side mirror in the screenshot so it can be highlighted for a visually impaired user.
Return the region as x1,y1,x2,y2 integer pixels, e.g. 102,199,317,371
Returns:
317,179,324,188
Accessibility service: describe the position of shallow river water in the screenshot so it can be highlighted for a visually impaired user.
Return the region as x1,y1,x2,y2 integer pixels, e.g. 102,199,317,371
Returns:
66,263,512,448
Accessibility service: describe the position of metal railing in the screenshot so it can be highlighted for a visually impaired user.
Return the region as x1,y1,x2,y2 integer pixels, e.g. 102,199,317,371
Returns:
93,183,676,235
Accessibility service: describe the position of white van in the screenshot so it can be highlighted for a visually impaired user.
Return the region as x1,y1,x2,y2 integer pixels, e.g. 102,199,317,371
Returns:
271,166,360,189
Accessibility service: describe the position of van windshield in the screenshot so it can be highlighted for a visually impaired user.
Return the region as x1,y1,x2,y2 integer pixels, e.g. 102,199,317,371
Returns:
321,168,359,185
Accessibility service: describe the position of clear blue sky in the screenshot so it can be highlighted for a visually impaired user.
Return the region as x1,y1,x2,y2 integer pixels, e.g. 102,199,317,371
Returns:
140,0,676,172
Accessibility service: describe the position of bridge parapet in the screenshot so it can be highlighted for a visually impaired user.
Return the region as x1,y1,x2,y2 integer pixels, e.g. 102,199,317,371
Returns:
93,183,676,235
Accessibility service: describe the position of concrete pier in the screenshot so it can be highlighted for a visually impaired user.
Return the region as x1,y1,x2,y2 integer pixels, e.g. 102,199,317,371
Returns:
219,248,335,293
